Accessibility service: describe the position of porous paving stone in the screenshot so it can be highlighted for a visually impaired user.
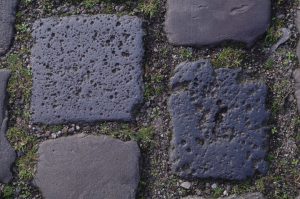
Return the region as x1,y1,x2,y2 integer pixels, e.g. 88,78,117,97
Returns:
0,0,18,55
165,0,271,47
295,9,300,62
34,134,140,199
169,60,269,180
30,14,144,124
182,192,265,199
0,70,16,183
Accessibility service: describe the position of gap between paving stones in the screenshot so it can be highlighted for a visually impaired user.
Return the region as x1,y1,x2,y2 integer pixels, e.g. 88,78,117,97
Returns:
0,0,298,199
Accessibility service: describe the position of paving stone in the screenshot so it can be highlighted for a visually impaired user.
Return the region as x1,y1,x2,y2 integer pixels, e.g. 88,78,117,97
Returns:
182,192,265,199
294,69,300,112
296,10,300,62
0,0,18,55
165,0,271,47
0,70,16,183
169,60,269,180
31,14,144,124
34,134,140,199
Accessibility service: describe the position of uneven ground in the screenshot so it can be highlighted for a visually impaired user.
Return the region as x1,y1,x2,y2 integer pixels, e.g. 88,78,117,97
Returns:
0,0,299,198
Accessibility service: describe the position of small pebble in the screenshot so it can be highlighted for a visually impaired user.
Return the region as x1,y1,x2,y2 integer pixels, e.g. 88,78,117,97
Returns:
211,183,217,189
51,133,57,139
180,181,191,189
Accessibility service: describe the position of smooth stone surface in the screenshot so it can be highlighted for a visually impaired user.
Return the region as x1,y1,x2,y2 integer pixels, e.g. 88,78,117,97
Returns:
31,14,144,124
169,60,269,180
34,134,140,199
0,70,16,183
182,192,265,199
165,0,271,47
296,10,300,62
0,0,18,55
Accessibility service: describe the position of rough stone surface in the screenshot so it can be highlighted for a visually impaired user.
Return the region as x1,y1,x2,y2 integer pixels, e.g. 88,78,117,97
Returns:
296,9,300,62
34,134,140,199
182,192,265,199
0,70,16,183
169,60,269,180
0,0,18,55
294,69,300,111
31,14,144,124
165,0,271,47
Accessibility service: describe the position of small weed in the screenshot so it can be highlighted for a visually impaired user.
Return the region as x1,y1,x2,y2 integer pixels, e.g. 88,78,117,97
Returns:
264,58,275,70
135,127,154,144
271,80,292,114
2,185,14,199
179,48,193,60
17,147,38,181
212,47,245,68
212,187,224,198
139,0,159,18
7,127,37,152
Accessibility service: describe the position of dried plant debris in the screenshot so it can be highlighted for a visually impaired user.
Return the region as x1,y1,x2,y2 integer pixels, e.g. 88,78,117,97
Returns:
169,60,269,180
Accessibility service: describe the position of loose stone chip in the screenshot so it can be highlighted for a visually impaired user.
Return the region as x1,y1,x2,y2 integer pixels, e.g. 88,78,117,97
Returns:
34,134,140,199
31,14,144,124
169,60,269,180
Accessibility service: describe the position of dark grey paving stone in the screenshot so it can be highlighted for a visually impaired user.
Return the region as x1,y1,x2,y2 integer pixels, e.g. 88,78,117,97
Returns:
34,134,140,199
31,14,144,124
0,0,18,55
165,0,271,47
0,70,16,183
169,60,269,180
182,192,265,199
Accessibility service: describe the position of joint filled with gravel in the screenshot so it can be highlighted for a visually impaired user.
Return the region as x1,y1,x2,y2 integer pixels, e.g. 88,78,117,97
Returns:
165,0,271,47
0,70,16,183
30,14,144,124
0,0,18,55
34,134,140,199
169,60,269,180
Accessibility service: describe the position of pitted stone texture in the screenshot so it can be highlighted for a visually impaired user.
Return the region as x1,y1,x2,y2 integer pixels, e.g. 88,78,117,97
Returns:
169,60,269,180
0,0,18,55
0,70,16,183
31,15,144,124
182,192,265,199
34,134,140,199
165,0,271,47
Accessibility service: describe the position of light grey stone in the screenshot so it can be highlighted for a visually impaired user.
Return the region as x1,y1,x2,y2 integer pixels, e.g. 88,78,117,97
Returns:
34,134,140,199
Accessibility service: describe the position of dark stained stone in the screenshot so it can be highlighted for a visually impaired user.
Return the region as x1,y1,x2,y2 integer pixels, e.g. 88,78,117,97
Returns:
0,70,16,183
0,0,18,55
165,0,271,47
296,10,300,62
31,14,144,124
34,134,140,199
169,60,269,180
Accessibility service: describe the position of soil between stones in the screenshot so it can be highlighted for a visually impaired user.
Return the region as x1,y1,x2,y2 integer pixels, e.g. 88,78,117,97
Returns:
0,0,299,199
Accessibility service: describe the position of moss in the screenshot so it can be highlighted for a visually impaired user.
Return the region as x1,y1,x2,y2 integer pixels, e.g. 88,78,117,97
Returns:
17,148,38,181
179,48,193,60
212,47,245,68
271,80,292,114
138,0,159,18
7,127,37,153
2,185,14,199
